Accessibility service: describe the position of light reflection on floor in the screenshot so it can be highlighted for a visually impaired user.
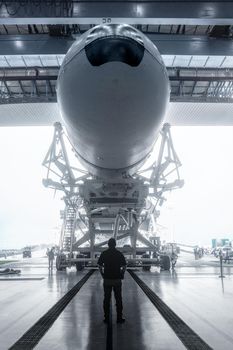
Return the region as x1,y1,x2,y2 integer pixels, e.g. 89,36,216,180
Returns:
0,252,232,349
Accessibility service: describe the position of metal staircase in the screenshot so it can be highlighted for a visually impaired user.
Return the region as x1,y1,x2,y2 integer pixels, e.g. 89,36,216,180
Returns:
60,205,76,253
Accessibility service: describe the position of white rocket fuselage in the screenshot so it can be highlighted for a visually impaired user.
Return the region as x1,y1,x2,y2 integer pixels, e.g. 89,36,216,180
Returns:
57,24,170,178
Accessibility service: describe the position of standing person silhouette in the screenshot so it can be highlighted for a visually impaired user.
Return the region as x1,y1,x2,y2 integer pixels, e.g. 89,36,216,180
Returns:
47,247,55,270
98,238,127,323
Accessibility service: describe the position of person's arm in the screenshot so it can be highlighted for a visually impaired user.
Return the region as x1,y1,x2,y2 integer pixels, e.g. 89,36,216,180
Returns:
97,253,104,278
120,253,127,278
121,253,127,266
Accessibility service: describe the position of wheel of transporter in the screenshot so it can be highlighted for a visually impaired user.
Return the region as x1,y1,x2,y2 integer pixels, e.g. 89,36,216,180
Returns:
160,255,171,270
56,254,66,271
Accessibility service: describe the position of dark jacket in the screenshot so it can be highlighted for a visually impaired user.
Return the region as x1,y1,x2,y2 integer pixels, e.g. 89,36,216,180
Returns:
98,248,126,279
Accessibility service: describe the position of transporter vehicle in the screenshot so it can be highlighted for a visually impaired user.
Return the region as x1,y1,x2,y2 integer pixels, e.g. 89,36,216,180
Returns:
139,241,178,271
43,24,183,271
221,246,233,261
141,253,171,271
22,247,32,258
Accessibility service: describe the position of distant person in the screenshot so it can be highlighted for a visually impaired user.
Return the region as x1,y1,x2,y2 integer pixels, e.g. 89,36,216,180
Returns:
47,248,55,270
198,248,202,258
193,248,198,260
171,251,178,269
98,238,127,324
224,249,229,264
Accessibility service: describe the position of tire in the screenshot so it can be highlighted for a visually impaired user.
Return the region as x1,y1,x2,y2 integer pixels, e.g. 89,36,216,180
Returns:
76,262,84,271
160,255,171,270
56,255,64,271
142,265,151,271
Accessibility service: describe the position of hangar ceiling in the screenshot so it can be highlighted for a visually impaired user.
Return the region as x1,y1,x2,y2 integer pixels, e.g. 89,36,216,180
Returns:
0,1,232,26
0,1,233,125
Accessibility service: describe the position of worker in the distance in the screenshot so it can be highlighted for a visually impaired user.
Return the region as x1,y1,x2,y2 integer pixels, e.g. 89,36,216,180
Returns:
47,247,55,270
98,238,127,324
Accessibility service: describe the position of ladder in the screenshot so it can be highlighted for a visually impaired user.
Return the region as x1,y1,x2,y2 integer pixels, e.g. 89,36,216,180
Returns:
60,205,76,253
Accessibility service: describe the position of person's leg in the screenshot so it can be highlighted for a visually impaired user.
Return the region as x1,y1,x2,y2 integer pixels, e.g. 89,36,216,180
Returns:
113,281,123,320
103,282,112,321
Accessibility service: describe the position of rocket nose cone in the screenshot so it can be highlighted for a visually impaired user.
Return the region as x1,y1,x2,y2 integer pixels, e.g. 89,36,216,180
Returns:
85,37,145,67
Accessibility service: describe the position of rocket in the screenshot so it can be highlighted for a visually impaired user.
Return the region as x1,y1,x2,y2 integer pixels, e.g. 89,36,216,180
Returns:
57,24,170,178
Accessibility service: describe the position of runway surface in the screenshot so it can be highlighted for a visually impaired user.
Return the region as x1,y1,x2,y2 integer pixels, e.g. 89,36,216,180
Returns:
0,251,233,350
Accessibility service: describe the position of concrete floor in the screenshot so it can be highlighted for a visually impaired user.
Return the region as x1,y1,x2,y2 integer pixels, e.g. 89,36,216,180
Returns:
0,251,233,349
36,273,185,350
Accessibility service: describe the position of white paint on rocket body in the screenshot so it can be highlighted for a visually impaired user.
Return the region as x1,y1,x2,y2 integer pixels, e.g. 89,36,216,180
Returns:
57,24,170,177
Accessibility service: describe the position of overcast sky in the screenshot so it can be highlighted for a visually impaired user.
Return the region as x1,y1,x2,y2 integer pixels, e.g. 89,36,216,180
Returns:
0,125,233,249
159,126,233,246
0,127,62,249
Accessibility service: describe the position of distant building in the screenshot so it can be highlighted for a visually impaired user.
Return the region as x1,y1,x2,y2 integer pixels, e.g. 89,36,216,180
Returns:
212,238,231,248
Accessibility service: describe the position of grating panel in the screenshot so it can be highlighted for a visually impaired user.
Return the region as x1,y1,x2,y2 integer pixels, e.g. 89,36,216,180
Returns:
128,270,213,350
9,269,95,350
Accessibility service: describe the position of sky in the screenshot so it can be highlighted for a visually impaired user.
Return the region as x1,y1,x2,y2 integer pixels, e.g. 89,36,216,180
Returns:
158,126,233,246
0,125,233,249
0,127,63,249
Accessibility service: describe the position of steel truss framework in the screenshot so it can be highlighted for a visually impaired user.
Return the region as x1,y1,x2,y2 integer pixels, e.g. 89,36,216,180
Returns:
43,122,183,263
0,24,216,37
0,1,233,25
1,67,233,104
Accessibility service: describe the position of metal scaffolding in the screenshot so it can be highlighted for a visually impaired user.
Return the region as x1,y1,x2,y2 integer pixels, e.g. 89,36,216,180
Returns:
1,66,233,104
42,122,183,269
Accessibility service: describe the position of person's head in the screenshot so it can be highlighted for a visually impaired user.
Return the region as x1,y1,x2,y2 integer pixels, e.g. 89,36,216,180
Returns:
108,238,116,249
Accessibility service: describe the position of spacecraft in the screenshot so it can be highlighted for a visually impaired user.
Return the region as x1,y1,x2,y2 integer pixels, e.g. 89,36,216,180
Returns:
43,24,182,270
57,24,170,177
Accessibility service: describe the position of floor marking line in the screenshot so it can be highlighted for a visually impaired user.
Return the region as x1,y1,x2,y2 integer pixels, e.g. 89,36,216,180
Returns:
128,270,213,350
106,298,113,350
9,269,95,350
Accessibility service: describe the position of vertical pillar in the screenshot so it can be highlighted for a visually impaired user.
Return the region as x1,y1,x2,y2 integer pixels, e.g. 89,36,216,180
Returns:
130,221,139,259
89,219,95,262
70,207,77,258
113,214,120,240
